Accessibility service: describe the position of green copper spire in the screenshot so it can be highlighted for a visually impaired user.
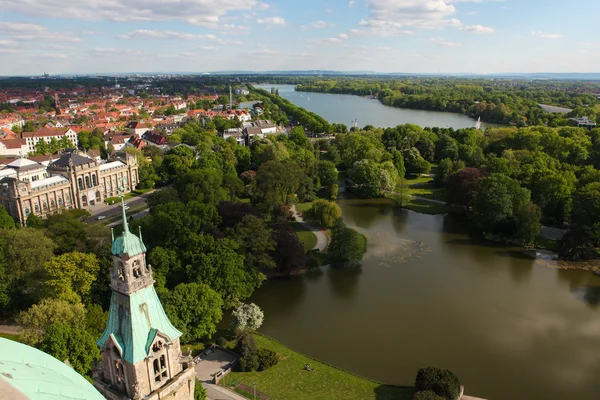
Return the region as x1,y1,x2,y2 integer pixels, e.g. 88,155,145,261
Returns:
121,197,128,233
111,198,146,257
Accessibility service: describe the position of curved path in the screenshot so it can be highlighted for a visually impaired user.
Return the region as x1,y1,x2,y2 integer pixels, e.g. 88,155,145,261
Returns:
291,204,328,251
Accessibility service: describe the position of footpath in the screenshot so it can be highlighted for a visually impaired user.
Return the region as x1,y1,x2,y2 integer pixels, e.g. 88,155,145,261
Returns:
203,383,248,400
290,204,328,251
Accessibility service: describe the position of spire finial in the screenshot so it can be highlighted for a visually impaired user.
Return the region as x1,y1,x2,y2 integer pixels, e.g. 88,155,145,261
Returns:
121,197,128,233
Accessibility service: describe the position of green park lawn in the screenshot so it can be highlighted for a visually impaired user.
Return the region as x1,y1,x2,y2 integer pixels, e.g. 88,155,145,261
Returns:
291,222,318,252
225,334,413,400
0,333,22,342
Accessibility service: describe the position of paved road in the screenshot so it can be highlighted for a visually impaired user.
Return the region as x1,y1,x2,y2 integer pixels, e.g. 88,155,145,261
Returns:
291,204,329,251
203,383,248,400
0,325,22,335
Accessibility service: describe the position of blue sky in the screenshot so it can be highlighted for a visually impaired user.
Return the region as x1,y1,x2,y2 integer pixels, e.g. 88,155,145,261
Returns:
0,0,597,75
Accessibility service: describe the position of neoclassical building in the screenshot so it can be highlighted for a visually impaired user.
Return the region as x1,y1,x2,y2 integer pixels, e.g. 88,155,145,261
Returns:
0,151,139,225
93,206,195,400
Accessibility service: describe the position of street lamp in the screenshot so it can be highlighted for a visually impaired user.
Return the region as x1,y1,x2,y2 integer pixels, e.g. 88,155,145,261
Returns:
253,382,256,400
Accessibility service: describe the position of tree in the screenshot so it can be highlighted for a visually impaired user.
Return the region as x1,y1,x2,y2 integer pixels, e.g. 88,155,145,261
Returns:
40,323,100,378
229,215,276,271
289,126,310,149
271,221,307,275
44,209,91,254
317,160,339,191
252,160,302,211
0,205,14,229
327,219,367,268
0,228,55,314
470,174,530,233
42,252,100,304
235,333,259,372
176,169,226,205
188,236,262,307
231,303,264,334
412,391,446,400
414,367,461,400
515,203,541,248
348,159,382,198
16,298,86,345
445,168,488,207
85,303,108,336
163,283,223,343
307,200,342,228
403,147,431,175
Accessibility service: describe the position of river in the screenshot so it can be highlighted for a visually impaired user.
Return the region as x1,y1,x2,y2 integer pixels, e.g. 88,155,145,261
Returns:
255,84,496,130
250,197,600,400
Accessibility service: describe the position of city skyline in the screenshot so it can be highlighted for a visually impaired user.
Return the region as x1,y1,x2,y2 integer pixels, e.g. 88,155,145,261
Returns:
0,0,598,75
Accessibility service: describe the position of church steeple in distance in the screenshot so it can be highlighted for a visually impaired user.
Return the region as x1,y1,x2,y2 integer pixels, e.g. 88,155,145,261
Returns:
93,199,196,400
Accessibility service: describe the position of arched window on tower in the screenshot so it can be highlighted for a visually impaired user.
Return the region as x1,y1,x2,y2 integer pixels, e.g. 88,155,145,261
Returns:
118,262,126,281
132,260,141,278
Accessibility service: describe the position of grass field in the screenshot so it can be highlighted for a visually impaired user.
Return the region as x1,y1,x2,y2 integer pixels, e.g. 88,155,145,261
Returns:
225,334,413,400
295,202,314,214
0,333,21,342
402,198,451,215
291,222,318,252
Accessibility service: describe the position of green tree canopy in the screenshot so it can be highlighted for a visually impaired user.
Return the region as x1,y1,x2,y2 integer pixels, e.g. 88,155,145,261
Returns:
163,283,223,343
40,323,100,378
42,252,100,305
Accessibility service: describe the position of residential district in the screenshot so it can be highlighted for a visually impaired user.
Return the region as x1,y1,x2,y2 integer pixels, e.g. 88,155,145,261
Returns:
0,78,284,226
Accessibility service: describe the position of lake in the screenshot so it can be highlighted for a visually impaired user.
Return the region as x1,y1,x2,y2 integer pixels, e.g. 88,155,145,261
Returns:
250,197,600,400
255,84,496,130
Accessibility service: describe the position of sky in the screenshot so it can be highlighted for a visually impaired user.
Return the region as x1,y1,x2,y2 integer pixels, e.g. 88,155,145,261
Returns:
0,0,598,75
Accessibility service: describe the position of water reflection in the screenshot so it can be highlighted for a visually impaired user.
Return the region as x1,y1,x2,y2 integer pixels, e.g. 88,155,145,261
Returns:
327,266,362,299
572,286,600,308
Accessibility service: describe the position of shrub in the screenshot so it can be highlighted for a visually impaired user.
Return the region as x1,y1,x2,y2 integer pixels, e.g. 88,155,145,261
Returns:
194,378,207,400
256,348,279,371
306,249,324,269
415,367,460,400
413,390,446,400
235,334,259,372
216,336,228,347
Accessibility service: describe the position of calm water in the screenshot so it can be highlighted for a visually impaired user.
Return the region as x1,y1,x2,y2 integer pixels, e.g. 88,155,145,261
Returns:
251,198,600,400
256,84,496,130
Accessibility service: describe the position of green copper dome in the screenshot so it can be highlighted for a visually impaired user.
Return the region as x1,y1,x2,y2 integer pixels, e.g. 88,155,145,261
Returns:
111,199,146,257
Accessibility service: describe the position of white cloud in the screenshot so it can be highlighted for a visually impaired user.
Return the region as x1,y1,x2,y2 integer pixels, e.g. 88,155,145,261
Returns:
350,19,414,37
89,48,145,57
309,33,350,46
426,37,462,47
459,24,494,34
245,48,281,56
0,39,18,47
531,31,564,39
0,48,22,54
363,0,457,30
118,30,197,40
0,21,81,42
118,30,243,45
256,17,287,28
220,24,251,35
349,0,356,6
0,0,269,28
301,20,330,30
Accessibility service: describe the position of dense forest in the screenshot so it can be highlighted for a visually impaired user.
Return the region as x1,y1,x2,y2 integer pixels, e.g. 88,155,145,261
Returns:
295,77,600,126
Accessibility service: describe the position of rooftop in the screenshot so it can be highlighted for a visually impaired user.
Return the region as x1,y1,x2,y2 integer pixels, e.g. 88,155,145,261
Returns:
50,152,96,168
537,103,573,114
99,160,125,171
0,338,104,400
30,175,69,190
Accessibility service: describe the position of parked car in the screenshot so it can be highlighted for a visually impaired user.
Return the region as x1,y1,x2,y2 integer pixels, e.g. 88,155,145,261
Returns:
97,215,106,220
124,206,130,210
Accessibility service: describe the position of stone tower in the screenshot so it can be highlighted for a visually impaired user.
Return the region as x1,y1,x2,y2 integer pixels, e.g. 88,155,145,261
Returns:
94,200,195,400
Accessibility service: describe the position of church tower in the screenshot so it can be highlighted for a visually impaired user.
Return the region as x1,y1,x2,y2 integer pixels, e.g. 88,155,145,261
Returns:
94,200,195,400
